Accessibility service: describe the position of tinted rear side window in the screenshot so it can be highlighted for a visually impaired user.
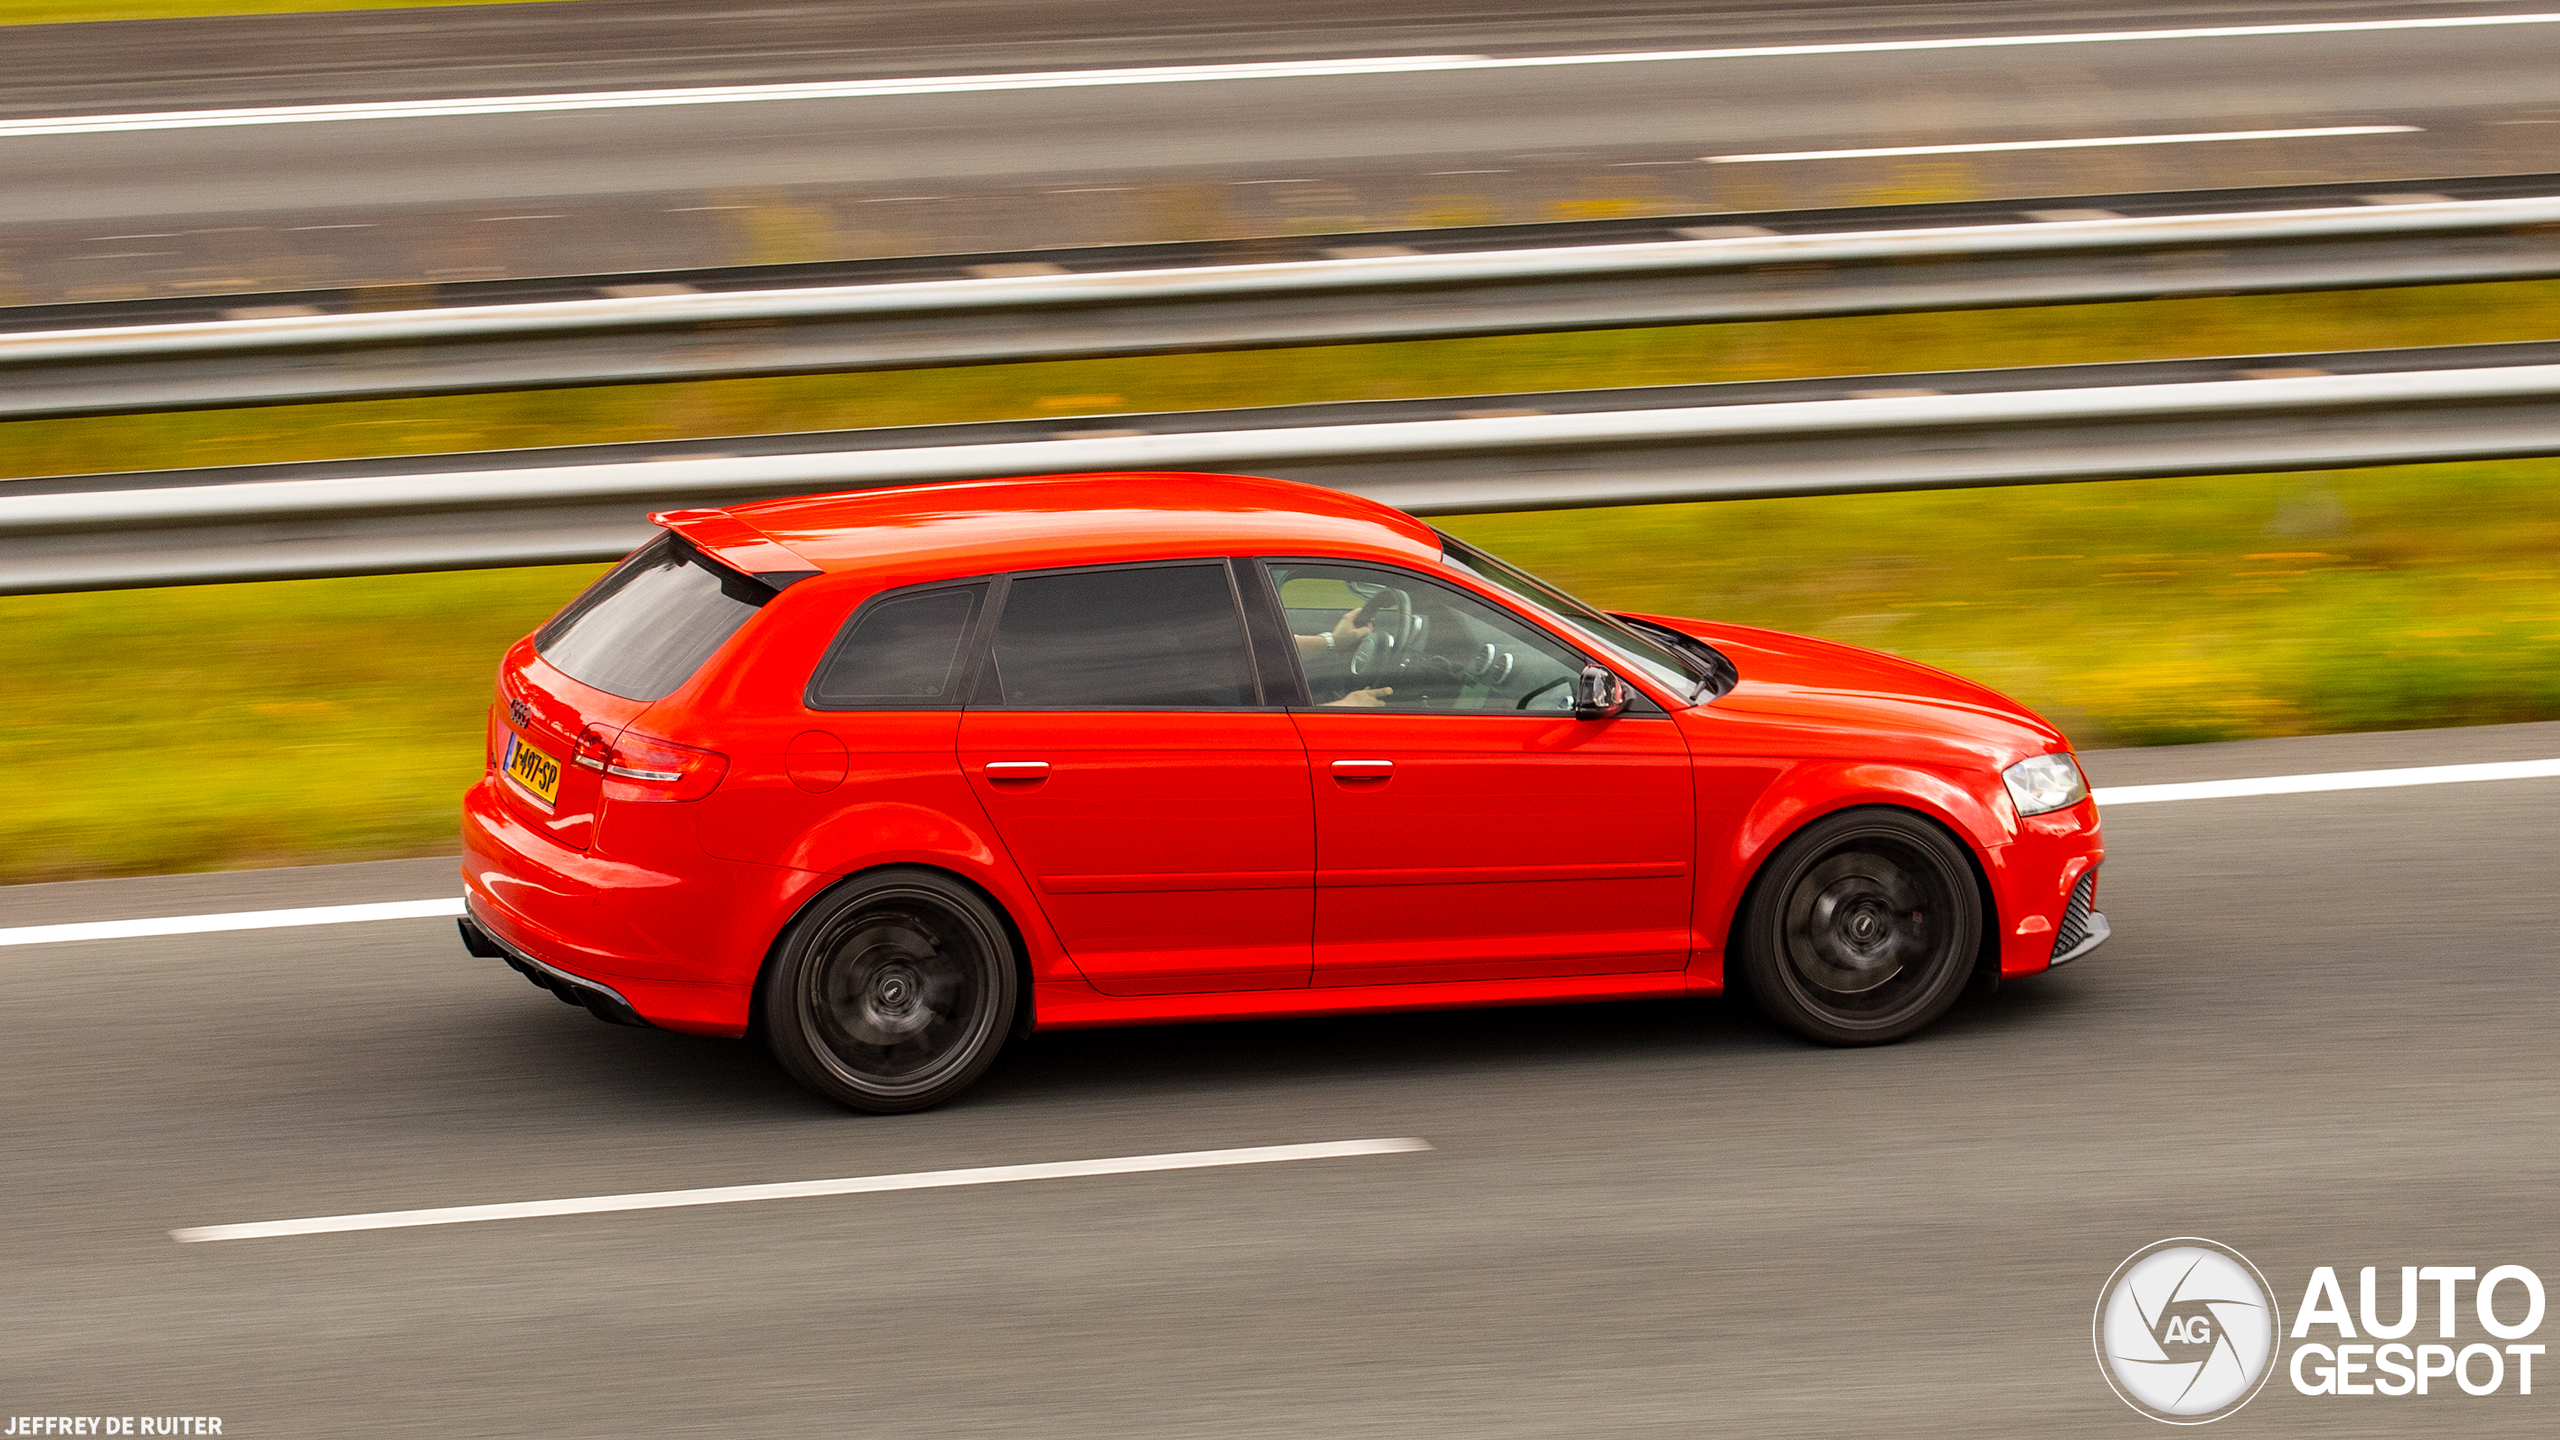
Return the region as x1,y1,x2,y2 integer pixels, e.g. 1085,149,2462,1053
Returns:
990,563,1259,708
808,583,987,709
536,534,769,701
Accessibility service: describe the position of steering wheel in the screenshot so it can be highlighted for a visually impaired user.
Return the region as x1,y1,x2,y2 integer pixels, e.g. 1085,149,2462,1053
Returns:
1515,673,1574,711
1347,587,1424,677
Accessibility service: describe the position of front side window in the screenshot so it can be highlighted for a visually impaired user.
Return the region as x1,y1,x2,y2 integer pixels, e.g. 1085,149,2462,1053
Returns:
1435,532,1714,701
536,534,769,701
988,562,1260,709
807,583,987,709
1267,560,1586,712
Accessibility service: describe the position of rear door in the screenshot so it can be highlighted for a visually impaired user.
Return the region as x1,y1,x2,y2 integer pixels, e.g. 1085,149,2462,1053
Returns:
500,534,771,849
958,560,1314,995
1265,558,1696,987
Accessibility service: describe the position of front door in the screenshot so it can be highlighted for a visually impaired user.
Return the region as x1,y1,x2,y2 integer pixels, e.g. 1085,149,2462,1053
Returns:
1267,559,1695,988
958,560,1313,995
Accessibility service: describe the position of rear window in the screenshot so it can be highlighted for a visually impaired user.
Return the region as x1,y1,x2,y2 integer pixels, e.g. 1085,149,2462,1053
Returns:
535,534,770,701
807,583,988,709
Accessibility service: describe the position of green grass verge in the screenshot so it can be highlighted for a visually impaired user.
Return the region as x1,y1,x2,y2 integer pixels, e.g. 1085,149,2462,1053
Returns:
1,1,572,24
4,457,2554,884
1445,461,2560,749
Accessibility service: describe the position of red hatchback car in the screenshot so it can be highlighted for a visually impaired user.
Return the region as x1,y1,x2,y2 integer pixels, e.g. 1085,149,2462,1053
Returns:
460,471,2106,1111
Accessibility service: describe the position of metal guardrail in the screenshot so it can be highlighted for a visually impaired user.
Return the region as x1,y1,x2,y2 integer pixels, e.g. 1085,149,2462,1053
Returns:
6,190,2560,422
8,341,2560,594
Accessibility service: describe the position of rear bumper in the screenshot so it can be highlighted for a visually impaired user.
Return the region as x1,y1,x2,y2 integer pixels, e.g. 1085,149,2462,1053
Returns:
459,775,826,1038
458,913,646,1027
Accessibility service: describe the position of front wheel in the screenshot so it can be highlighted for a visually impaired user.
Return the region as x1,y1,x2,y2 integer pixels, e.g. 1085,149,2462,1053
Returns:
1734,808,1983,1046
762,868,1018,1113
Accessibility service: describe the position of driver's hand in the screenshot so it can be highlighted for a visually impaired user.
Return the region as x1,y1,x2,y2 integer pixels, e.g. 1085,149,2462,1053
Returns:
1330,608,1374,647
1327,686,1394,708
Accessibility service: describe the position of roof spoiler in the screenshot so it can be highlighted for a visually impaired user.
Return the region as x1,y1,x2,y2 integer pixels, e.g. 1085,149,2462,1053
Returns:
650,507,821,591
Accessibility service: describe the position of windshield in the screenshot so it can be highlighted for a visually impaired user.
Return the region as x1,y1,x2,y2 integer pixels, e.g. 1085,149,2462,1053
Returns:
1435,532,1716,703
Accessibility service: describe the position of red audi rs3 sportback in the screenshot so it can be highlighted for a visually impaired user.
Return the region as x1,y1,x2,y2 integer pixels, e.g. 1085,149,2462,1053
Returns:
460,471,2106,1112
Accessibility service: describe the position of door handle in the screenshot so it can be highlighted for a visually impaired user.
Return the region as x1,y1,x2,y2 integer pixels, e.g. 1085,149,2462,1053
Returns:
1330,759,1393,778
983,761,1050,780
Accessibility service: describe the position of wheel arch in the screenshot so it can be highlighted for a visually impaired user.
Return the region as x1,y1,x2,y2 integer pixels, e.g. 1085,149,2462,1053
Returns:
1717,798,2002,1014
1704,761,2010,992
745,859,1042,1046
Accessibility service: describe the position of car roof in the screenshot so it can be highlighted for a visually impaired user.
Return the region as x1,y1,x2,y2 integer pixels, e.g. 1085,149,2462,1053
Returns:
655,471,1446,587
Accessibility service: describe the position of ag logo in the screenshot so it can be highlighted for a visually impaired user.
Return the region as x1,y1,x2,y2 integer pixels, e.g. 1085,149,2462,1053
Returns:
2096,1238,2282,1423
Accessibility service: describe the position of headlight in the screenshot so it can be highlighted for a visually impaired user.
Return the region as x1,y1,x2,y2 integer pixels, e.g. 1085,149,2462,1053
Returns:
2002,752,2089,816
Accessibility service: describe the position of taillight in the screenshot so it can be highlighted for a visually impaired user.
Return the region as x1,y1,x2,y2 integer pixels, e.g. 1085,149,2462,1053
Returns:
573,725,614,772
601,731,728,802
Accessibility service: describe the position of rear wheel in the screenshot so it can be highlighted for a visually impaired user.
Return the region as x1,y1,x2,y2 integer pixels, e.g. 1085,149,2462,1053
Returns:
1735,808,1982,1046
762,869,1018,1113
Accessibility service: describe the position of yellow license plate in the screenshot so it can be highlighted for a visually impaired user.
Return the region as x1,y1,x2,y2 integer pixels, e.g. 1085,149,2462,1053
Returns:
503,731,563,807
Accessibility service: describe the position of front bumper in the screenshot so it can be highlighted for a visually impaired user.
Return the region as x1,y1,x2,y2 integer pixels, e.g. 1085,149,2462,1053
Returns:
1990,795,2107,978
2047,911,2111,968
2043,865,2110,969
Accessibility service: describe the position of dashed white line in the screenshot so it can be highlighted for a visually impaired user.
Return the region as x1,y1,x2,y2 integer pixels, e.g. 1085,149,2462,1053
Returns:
170,1138,1433,1242
1,14,2550,137
1704,125,2419,164
2091,757,2560,806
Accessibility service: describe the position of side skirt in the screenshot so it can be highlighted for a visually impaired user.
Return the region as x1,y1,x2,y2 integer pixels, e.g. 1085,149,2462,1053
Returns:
1030,970,1700,1030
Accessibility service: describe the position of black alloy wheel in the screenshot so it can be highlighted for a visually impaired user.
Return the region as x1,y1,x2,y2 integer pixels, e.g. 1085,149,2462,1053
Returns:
1735,808,1983,1045
762,868,1018,1113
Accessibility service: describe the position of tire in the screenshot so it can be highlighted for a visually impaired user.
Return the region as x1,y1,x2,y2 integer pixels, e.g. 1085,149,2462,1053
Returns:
761,868,1019,1113
1734,808,1983,1046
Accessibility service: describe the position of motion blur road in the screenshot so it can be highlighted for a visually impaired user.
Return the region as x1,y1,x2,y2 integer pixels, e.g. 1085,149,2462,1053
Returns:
7,1,2560,301
4,720,2554,1435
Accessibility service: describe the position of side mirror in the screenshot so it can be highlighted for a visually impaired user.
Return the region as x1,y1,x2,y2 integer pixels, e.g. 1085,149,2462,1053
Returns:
1572,663,1629,721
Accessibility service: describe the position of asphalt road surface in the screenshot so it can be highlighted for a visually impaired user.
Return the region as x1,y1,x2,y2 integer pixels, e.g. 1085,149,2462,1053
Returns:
3,719,2554,1435
6,1,2560,304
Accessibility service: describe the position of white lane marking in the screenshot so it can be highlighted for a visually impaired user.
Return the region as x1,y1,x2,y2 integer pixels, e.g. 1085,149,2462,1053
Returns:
6,757,2555,950
0,57,1486,137
171,1137,1433,1242
0,896,462,948
3,13,2556,137
1705,125,2419,163
2094,757,2560,806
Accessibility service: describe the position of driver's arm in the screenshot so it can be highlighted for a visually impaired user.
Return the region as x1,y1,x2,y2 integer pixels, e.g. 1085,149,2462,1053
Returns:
1293,607,1373,658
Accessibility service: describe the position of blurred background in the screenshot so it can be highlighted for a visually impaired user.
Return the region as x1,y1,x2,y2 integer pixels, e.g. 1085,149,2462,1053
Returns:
7,0,2559,881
